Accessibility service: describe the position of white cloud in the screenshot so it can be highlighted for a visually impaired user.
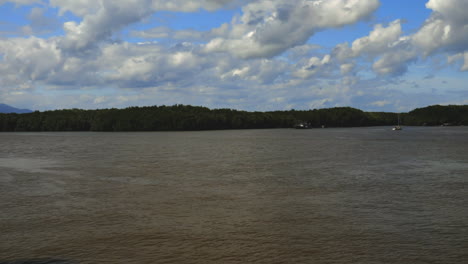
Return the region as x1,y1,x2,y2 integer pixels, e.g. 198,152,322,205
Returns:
50,0,239,16
49,0,241,53
205,0,380,58
448,52,468,71
351,20,403,58
460,54,468,71
326,20,422,76
90,43,208,88
294,55,332,79
0,37,62,82
408,0,468,74
372,42,417,76
221,58,290,84
425,0,468,25
370,100,390,107
57,1,156,52
331,20,418,76
331,0,468,76
151,0,243,12
340,63,355,74
412,0,468,61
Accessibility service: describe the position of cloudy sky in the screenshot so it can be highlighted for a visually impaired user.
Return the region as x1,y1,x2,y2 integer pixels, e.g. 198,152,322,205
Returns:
0,0,467,112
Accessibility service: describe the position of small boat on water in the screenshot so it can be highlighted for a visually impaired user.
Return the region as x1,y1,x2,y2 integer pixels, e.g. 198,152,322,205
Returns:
294,122,311,129
393,114,402,131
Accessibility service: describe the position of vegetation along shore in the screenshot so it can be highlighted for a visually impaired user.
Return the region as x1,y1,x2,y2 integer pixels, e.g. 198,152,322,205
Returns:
0,104,467,132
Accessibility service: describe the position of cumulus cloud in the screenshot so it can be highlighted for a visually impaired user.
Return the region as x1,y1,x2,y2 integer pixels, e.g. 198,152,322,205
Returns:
49,0,241,53
448,52,468,71
425,0,468,25
105,48,210,88
331,20,418,76
205,0,380,58
57,1,156,52
0,37,62,82
221,58,290,84
340,63,355,74
151,0,243,12
351,20,403,58
372,49,416,76
330,0,468,76
50,0,240,16
294,55,332,79
412,0,468,64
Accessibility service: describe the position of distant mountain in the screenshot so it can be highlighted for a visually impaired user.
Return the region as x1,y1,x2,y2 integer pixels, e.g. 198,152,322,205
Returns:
0,103,33,114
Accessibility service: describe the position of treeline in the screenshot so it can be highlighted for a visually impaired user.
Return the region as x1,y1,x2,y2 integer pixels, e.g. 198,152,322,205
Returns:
403,105,468,126
0,104,467,132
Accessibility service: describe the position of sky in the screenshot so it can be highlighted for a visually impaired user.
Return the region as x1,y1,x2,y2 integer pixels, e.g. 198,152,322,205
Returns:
0,0,467,112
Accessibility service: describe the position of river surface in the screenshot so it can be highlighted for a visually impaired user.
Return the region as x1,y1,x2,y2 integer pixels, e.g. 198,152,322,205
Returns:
0,127,467,264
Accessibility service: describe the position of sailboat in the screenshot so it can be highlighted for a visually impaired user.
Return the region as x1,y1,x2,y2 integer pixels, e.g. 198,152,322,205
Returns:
392,113,402,130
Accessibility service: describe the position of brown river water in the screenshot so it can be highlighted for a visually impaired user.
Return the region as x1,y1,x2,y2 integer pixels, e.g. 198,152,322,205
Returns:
0,127,467,263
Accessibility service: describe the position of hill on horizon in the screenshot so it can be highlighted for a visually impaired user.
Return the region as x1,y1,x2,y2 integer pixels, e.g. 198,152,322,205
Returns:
0,103,33,114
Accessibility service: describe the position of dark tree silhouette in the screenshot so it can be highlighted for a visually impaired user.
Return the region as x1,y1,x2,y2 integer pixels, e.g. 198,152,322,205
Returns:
0,104,466,132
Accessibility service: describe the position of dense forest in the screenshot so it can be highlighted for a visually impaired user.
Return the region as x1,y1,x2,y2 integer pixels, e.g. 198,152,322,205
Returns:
0,104,467,132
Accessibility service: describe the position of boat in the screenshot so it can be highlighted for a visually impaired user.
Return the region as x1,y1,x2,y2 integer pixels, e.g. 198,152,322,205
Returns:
294,122,311,129
392,114,402,130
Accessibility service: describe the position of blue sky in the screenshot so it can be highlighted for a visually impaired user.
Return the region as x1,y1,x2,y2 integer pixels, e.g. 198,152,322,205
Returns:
0,0,467,112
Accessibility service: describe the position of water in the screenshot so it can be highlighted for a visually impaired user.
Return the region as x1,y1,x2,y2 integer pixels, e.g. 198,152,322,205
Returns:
1,127,467,263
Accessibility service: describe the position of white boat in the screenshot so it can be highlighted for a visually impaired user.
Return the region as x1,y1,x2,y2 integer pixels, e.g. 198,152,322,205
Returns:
392,114,402,130
294,122,311,129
